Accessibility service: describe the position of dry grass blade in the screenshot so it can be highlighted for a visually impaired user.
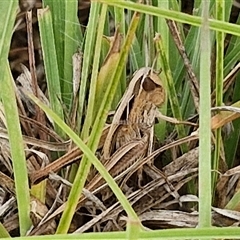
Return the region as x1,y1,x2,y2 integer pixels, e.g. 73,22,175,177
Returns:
211,102,240,130
166,19,200,110
29,126,110,184
0,127,69,151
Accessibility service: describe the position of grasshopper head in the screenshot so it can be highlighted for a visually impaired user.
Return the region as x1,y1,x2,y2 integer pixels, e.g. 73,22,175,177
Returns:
142,71,165,107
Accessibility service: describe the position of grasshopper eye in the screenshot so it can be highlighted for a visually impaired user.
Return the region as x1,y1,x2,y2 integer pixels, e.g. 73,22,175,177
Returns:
142,77,157,91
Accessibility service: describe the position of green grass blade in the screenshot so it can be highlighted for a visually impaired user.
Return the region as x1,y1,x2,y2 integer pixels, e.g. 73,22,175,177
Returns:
2,226,240,239
126,218,141,240
0,1,32,236
156,35,187,153
0,221,10,238
43,0,65,89
63,0,81,106
143,9,154,66
225,187,240,210
30,94,140,233
129,36,144,71
212,0,225,196
154,1,169,142
224,13,240,76
144,227,240,239
78,3,101,132
81,4,107,139
95,0,240,36
37,7,65,135
222,0,240,167
199,1,212,228
1,63,32,236
224,73,240,167
43,0,82,108
0,1,18,59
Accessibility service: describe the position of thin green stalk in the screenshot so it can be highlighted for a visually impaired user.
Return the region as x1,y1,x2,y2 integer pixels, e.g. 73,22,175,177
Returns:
212,0,225,197
114,6,125,35
81,4,107,139
126,218,141,240
143,227,240,239
154,0,169,142
2,63,32,236
0,1,18,59
199,0,212,228
95,0,240,36
2,226,240,239
143,8,154,67
129,35,144,71
63,0,80,106
78,3,101,132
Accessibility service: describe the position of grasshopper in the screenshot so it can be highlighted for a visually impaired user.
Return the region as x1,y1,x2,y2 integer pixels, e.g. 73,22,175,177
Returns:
30,67,165,188
29,67,165,234
80,67,165,201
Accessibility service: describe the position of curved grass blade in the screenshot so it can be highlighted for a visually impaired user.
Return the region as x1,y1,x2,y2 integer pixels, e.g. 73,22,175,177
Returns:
29,94,141,232
0,222,10,238
0,1,32,235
